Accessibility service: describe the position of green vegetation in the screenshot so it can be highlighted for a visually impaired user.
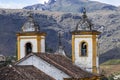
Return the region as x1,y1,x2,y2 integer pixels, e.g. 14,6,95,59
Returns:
101,59,120,65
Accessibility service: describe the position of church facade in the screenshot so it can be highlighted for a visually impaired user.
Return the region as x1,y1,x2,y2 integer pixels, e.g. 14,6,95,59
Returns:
15,9,101,80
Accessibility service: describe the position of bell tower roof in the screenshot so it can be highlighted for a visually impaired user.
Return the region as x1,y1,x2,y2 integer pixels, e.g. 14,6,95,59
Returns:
75,8,93,31
72,8,101,35
22,13,39,32
17,12,46,37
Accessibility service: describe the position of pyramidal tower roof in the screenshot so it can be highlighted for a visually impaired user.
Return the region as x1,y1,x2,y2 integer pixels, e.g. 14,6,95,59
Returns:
22,13,40,32
72,8,101,35
76,8,93,31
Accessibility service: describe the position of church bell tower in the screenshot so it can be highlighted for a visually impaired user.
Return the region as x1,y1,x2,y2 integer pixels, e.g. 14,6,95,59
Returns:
71,8,101,73
17,13,46,60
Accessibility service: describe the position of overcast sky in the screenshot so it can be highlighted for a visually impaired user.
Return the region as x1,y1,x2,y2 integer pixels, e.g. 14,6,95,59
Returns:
91,0,120,6
0,0,120,9
0,0,49,9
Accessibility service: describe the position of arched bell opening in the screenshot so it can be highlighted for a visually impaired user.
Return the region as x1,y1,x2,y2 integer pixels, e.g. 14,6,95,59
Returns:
25,42,32,55
80,41,88,56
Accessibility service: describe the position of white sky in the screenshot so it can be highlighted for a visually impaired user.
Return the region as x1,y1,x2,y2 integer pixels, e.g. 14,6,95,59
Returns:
0,0,119,9
91,0,120,6
0,0,49,9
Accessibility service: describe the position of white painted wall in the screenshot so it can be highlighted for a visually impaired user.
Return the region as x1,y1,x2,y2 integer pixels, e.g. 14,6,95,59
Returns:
74,35,98,73
96,38,99,73
41,36,45,52
18,55,70,80
20,36,37,59
19,36,45,59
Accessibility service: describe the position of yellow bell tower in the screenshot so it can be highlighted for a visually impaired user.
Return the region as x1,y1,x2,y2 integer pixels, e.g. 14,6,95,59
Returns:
71,8,101,73
16,13,46,60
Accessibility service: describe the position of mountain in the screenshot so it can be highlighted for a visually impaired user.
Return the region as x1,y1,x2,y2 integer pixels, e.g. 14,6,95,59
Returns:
0,9,120,64
23,0,117,13
117,6,120,10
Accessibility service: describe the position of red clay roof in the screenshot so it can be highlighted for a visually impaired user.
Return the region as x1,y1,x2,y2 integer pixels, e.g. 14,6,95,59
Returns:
35,53,96,78
0,65,55,80
16,53,97,78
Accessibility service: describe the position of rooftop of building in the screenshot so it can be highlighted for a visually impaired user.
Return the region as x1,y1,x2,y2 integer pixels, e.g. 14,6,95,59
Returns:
15,53,99,79
0,65,55,80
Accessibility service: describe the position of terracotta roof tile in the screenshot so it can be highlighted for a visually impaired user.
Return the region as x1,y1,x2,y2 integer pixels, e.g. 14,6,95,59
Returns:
15,53,99,78
35,53,95,78
0,65,55,80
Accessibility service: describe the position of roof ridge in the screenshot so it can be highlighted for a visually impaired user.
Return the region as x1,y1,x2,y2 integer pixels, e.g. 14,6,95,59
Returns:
40,54,77,77
15,53,96,78
15,53,34,65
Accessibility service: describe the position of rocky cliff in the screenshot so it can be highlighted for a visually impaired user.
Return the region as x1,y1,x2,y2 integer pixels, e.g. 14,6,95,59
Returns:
23,0,117,12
